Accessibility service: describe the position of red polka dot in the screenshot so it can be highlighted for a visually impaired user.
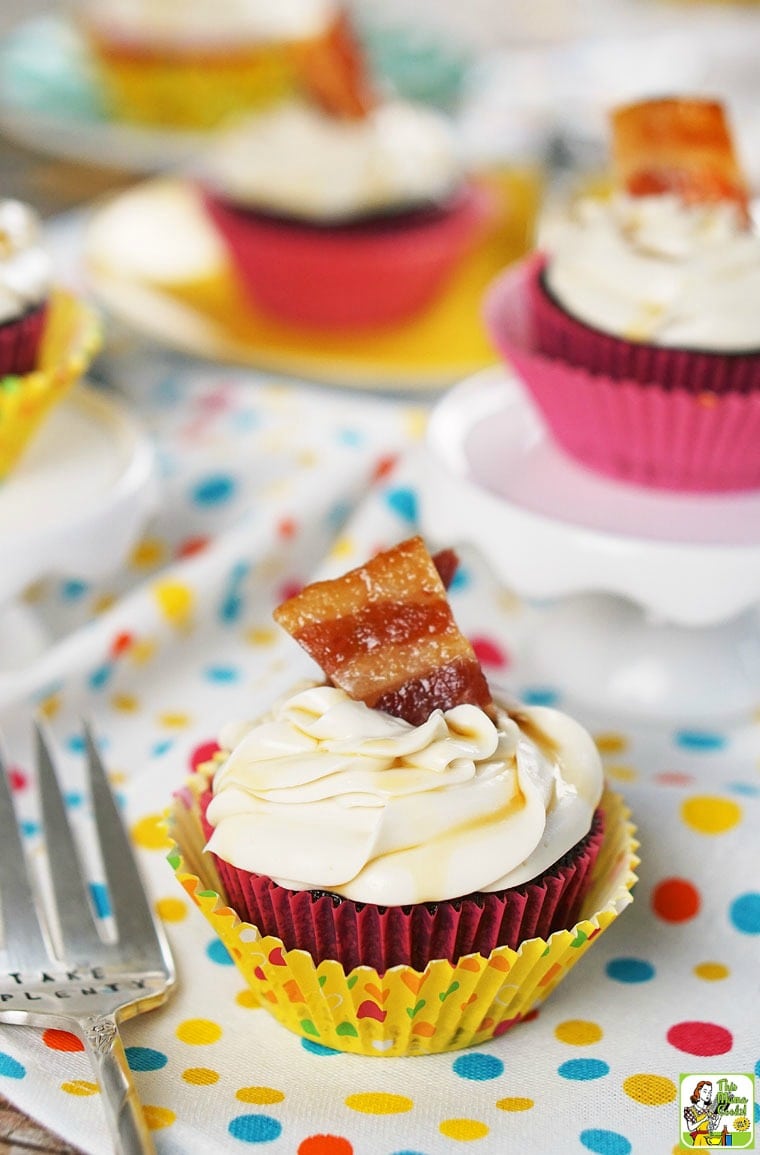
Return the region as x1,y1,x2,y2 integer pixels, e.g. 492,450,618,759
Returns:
472,636,510,670
8,766,28,791
667,1021,733,1056
372,454,399,482
654,772,694,787
43,1029,84,1052
277,581,303,603
652,877,701,922
176,536,210,559
277,518,297,540
298,1137,353,1155
190,741,220,772
109,631,133,658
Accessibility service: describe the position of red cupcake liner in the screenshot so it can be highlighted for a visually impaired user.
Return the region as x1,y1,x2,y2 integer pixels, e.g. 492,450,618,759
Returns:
528,254,760,395
0,303,48,376
200,788,604,974
484,255,760,491
201,182,492,331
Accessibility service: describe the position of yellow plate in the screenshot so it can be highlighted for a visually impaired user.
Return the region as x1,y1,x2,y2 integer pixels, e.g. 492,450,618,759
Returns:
84,173,541,391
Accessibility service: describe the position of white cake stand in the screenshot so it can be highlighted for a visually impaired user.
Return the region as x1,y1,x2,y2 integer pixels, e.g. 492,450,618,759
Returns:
418,366,760,723
0,384,157,672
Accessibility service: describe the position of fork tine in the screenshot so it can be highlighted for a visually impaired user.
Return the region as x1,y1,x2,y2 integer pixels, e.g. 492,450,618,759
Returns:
35,723,104,965
0,749,51,971
82,723,171,971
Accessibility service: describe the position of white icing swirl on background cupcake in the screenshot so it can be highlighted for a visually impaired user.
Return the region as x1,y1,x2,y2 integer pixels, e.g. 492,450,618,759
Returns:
543,193,760,350
81,0,335,45
199,100,463,221
0,200,51,325
204,683,603,905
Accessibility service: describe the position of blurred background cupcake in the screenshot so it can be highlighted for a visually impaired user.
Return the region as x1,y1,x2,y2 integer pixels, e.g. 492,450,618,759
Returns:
0,198,51,375
485,96,760,492
76,0,339,130
195,15,492,331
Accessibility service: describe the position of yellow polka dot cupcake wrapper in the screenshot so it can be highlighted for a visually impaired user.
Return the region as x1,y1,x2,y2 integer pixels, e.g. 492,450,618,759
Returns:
167,781,638,1057
0,291,102,479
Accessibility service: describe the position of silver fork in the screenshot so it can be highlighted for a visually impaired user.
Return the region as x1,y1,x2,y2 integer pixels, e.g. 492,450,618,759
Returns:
0,722,176,1155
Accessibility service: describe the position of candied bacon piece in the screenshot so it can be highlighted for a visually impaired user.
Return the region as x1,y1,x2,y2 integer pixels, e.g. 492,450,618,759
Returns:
610,97,750,221
292,9,377,120
273,536,491,725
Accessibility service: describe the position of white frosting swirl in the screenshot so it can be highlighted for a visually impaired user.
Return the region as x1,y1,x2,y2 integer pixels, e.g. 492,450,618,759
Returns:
543,193,760,350
205,684,603,905
199,100,462,221
0,201,51,325
83,0,334,45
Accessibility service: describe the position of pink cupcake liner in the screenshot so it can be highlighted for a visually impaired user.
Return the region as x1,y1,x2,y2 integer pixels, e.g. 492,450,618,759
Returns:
200,788,604,974
201,182,493,331
484,254,760,491
0,303,48,376
528,258,760,395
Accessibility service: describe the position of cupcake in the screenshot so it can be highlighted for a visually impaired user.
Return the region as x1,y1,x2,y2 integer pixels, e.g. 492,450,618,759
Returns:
77,0,338,131
484,97,760,492
196,21,492,332
0,199,52,377
168,536,637,1056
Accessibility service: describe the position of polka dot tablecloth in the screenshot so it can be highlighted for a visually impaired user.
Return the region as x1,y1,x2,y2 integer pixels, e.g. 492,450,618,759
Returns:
0,358,758,1155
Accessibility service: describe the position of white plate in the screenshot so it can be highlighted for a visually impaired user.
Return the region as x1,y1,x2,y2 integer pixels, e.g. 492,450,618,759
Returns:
0,384,157,607
419,366,760,628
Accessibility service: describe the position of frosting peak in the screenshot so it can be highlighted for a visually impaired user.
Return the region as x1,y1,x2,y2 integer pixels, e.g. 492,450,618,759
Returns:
0,200,51,323
205,684,603,905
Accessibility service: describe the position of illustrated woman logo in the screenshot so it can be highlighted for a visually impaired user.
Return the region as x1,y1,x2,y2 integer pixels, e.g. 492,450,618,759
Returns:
683,1080,728,1147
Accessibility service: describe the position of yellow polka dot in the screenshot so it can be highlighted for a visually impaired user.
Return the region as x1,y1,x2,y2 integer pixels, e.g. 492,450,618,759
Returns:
129,638,158,665
143,1106,176,1130
623,1074,677,1106
404,408,428,440
38,697,61,720
131,814,172,851
94,594,117,615
158,712,190,729
496,1098,534,1112
681,795,742,835
605,764,638,783
183,1068,219,1086
236,1086,285,1104
155,897,187,922
62,1080,99,1096
245,626,278,647
594,732,628,754
554,1020,603,1046
330,537,354,562
694,961,730,981
153,579,194,627
439,1118,490,1141
111,693,139,712
176,1019,222,1045
131,538,168,568
345,1092,413,1115
236,988,260,1009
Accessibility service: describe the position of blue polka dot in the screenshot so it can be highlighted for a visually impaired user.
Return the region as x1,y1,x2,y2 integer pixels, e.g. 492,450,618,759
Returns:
228,1114,282,1143
391,1152,428,1155
580,1129,631,1155
21,820,39,837
301,1039,340,1056
754,1059,760,1078
729,892,760,935
203,665,241,684
521,686,560,707
229,409,260,431
206,939,234,966
60,579,88,601
66,734,86,755
191,474,237,507
674,729,726,751
219,562,250,624
447,566,469,592
337,427,364,447
452,1052,504,1081
558,1059,610,1081
605,957,655,984
89,882,111,918
0,1053,25,1079
729,781,760,797
150,739,174,757
754,1100,759,1124
385,486,417,524
126,1047,168,1072
154,377,182,406
64,791,83,809
88,663,114,690
327,500,352,530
